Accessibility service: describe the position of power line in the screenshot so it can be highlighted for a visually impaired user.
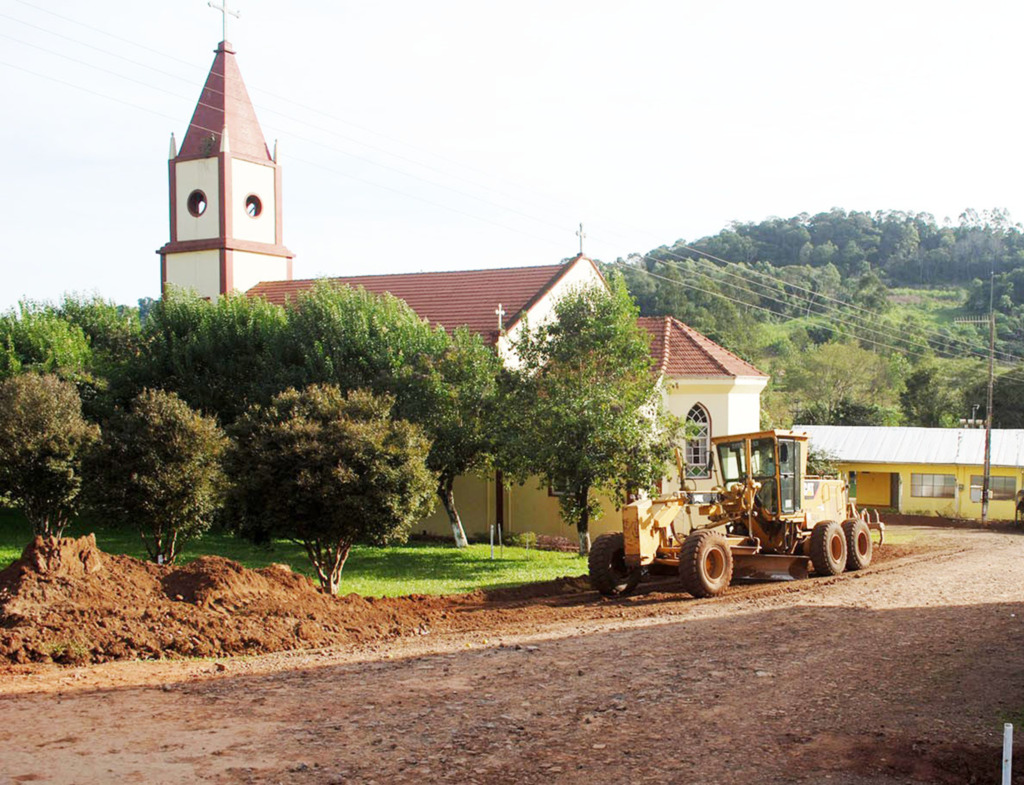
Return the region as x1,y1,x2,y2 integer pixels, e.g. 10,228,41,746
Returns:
6,4,1024,380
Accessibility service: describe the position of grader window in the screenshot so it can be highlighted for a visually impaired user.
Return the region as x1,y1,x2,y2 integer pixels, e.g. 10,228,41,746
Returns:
751,438,778,514
717,442,747,484
778,439,801,513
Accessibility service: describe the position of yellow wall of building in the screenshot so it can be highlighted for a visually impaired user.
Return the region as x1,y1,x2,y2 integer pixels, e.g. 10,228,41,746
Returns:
854,470,892,507
842,461,1022,520
413,472,623,542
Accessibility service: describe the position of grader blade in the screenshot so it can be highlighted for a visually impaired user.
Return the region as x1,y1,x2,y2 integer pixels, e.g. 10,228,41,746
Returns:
732,553,810,582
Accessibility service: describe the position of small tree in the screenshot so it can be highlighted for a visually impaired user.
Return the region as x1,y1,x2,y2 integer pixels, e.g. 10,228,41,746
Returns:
88,389,227,564
225,385,435,594
0,374,99,537
398,327,501,548
501,277,680,555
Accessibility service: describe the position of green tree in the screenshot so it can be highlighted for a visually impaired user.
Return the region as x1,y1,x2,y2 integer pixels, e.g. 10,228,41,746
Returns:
501,277,680,555
900,358,980,426
0,374,99,537
123,289,290,424
225,386,435,594
87,389,227,564
284,281,444,394
0,304,92,381
784,342,904,425
398,327,501,548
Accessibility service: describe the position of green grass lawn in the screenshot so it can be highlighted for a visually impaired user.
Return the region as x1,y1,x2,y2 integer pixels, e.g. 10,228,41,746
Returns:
0,508,588,597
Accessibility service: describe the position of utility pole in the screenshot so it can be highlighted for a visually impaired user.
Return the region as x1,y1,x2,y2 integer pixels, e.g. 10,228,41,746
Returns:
982,270,995,524
954,269,996,523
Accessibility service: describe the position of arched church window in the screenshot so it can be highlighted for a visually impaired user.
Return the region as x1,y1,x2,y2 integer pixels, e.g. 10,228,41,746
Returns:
685,404,711,479
187,190,207,217
245,194,263,218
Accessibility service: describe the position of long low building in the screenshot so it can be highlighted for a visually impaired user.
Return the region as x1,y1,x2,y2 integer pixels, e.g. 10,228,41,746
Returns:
797,425,1024,520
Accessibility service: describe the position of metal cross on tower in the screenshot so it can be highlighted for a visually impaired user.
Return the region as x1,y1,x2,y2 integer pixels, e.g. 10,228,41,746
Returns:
208,0,241,42
495,303,506,333
576,223,586,256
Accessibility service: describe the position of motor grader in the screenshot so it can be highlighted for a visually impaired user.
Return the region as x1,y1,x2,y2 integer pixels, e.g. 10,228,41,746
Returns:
588,430,884,598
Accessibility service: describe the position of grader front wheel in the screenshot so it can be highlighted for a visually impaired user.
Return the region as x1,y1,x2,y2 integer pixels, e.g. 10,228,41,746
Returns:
588,533,641,597
679,530,734,598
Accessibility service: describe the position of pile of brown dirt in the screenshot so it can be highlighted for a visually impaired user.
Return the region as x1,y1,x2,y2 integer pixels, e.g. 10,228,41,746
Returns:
0,536,473,665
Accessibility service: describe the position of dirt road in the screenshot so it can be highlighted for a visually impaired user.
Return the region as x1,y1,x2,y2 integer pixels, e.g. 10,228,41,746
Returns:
1,525,1022,784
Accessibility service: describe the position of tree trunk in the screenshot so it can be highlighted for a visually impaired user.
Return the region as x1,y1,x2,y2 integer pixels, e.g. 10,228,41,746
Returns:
304,539,352,595
577,488,591,556
439,476,469,548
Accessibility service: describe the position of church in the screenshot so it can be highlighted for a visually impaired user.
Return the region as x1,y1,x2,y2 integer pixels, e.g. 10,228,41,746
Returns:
158,34,768,541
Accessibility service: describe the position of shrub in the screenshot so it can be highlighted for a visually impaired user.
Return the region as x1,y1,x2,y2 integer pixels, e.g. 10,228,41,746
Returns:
225,385,435,594
88,389,227,563
0,374,99,537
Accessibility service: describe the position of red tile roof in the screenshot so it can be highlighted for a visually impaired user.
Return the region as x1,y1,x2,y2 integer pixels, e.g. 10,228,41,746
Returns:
637,316,767,378
247,262,585,342
178,42,270,161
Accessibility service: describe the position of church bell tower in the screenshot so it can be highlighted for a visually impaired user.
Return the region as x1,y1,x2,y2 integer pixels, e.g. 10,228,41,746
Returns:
158,38,293,299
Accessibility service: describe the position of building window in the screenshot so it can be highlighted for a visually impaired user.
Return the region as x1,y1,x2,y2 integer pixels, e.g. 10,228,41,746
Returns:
187,189,207,217
548,479,569,497
685,404,711,479
245,194,262,218
969,475,1016,502
910,473,956,499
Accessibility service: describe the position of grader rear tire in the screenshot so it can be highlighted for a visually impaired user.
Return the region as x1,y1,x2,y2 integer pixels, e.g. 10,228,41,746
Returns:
588,533,641,597
810,520,847,576
842,518,873,571
679,530,734,598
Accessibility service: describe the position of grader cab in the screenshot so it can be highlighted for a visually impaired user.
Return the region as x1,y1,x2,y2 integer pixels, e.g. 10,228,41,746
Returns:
589,430,885,598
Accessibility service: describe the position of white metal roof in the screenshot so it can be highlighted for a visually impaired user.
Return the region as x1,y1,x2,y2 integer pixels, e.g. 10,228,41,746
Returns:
793,425,1024,469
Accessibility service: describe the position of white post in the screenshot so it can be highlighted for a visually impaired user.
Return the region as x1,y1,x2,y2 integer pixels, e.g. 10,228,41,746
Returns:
489,523,495,560
1004,722,1014,785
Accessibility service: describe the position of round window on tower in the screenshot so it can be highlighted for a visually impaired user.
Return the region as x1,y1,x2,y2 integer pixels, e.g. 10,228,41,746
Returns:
245,194,262,218
187,190,207,217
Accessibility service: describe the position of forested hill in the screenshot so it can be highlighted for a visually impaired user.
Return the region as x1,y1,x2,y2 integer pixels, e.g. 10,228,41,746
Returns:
661,208,1024,285
609,208,1024,430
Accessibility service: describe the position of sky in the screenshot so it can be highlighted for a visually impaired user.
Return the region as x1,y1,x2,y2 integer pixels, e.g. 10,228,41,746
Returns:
2,0,1024,310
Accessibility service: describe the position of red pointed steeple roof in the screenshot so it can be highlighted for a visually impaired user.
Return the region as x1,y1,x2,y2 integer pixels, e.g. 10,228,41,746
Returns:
178,41,270,161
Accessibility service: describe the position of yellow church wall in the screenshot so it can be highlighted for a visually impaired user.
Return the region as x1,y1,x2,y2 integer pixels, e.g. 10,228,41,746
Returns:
165,250,221,300
412,473,623,542
841,461,1022,521
414,473,492,539
230,159,277,245
231,251,292,296
175,158,220,241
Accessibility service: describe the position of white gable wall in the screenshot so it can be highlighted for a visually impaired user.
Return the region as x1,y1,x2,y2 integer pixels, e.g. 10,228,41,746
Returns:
496,257,606,366
660,375,767,496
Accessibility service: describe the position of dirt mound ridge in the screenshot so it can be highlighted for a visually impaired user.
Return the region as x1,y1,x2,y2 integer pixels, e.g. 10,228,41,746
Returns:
0,536,458,664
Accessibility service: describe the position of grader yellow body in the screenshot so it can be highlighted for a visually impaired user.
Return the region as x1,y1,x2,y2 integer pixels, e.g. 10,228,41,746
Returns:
589,430,884,597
